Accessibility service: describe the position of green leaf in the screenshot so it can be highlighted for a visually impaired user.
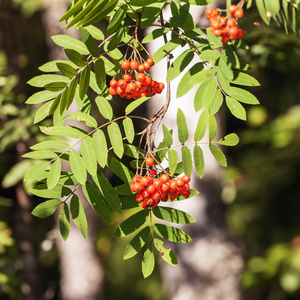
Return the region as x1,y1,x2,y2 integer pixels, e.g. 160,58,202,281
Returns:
208,89,223,115
33,101,53,124
217,133,239,146
47,159,62,190
162,124,173,147
57,62,78,78
30,184,71,199
40,125,86,139
79,27,100,57
124,227,150,260
153,224,192,243
166,49,194,82
93,170,122,212
48,94,61,116
194,78,217,112
255,0,270,24
65,48,89,67
79,65,90,99
153,238,178,266
69,149,87,185
217,69,231,94
22,150,57,159
140,1,165,29
229,87,260,105
220,53,233,80
209,144,227,167
28,74,69,88
70,195,88,239
208,114,217,142
190,66,217,85
225,96,246,120
44,82,67,92
51,35,89,55
170,3,190,29
115,209,149,237
94,58,106,91
32,199,62,218
142,28,170,43
26,90,60,104
120,194,139,210
65,112,97,128
59,0,87,22
152,37,182,64
181,146,192,176
93,129,108,168
107,4,128,36
177,62,203,98
231,71,260,87
95,96,113,120
30,140,70,151
153,207,196,224
107,26,128,51
123,117,135,144
142,242,155,278
194,108,209,142
168,149,178,175
24,161,49,182
59,203,70,241
82,182,111,222
125,96,151,115
199,49,220,62
207,26,223,48
177,108,189,144
81,136,97,177
183,0,212,5
108,122,124,159
108,156,133,184
115,183,132,196
194,145,205,178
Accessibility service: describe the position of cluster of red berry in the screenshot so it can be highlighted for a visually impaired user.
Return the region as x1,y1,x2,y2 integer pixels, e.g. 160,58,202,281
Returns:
130,157,191,209
206,5,244,44
108,58,165,99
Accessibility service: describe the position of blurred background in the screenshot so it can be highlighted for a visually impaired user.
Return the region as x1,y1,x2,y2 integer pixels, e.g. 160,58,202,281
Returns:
1,0,300,299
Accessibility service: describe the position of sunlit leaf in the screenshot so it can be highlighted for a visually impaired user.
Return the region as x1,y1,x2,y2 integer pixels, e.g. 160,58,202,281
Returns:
181,146,192,176
177,108,189,144
153,224,192,243
168,149,178,175
123,117,135,143
142,243,155,278
47,159,62,190
194,108,209,142
194,145,205,178
59,203,70,241
114,209,149,237
108,122,124,158
69,149,87,185
217,133,239,146
123,226,150,260
32,199,62,218
81,136,97,177
93,129,108,168
153,207,196,224
153,238,178,266
96,96,113,120
70,194,88,239
209,144,227,167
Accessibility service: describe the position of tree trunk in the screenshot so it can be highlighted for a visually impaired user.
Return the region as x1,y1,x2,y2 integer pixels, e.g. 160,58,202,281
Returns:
147,2,244,299
42,3,105,299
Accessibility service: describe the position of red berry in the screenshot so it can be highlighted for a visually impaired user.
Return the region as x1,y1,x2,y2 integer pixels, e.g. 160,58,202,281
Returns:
222,36,230,44
237,28,244,39
161,183,169,193
121,60,130,70
150,169,157,176
145,157,154,166
142,190,150,200
136,193,143,202
130,60,139,70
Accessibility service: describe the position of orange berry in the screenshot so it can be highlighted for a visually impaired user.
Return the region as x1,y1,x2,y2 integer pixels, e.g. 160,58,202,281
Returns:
136,193,143,202
140,176,149,186
160,174,169,184
206,8,218,20
153,179,161,189
109,87,117,96
110,79,118,88
182,175,191,183
144,76,152,86
116,86,125,96
228,4,238,15
210,19,221,29
133,183,143,193
158,82,165,90
123,73,132,82
176,179,184,188
138,64,145,72
144,62,151,70
132,175,141,183
234,8,244,19
214,29,222,37
118,79,127,89
127,82,137,93
145,157,154,166
141,92,148,97
142,190,150,200
227,19,237,28
130,60,139,70
147,184,156,194
136,73,146,82
146,57,154,66
121,60,130,70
